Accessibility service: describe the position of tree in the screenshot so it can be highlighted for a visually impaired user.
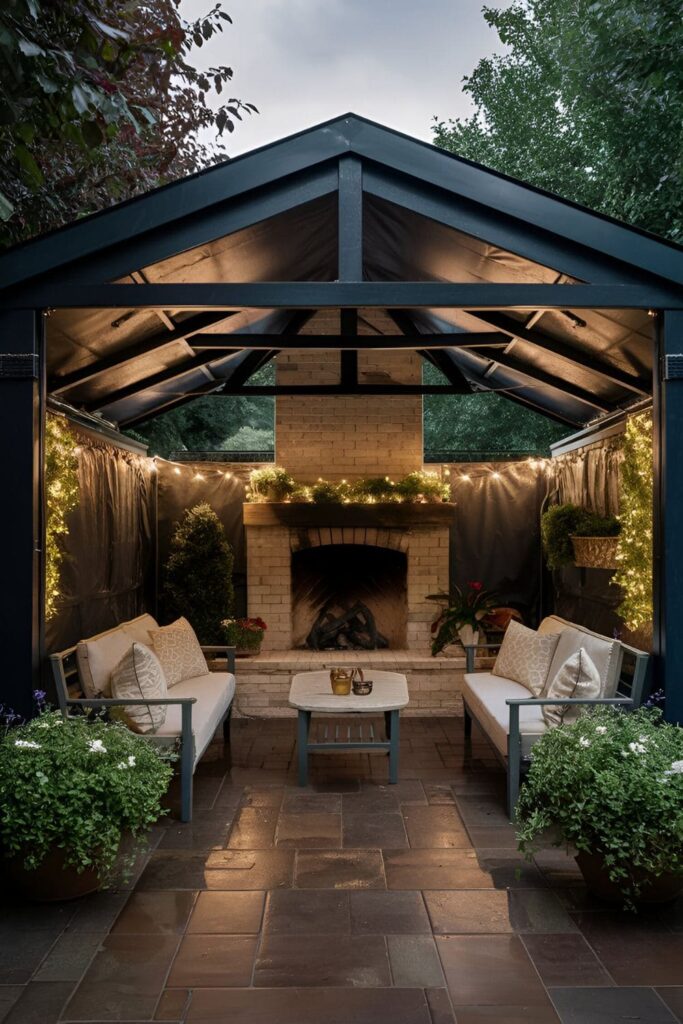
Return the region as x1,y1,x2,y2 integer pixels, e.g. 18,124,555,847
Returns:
0,0,256,246
433,0,683,242
162,502,234,643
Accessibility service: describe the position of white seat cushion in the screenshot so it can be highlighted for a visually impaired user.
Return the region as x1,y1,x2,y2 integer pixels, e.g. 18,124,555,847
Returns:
154,672,235,766
463,672,548,758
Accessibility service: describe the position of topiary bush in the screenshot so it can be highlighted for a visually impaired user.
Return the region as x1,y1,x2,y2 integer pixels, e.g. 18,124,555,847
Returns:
163,503,234,643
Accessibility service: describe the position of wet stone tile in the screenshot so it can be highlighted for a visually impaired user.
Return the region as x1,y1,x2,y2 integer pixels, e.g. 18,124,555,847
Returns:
521,934,613,988
263,890,350,935
0,987,23,1023
475,852,548,890
549,986,679,1024
62,933,179,1021
295,849,385,890
425,988,457,1024
342,811,409,849
402,806,470,849
350,890,431,935
281,791,342,814
425,890,515,935
383,849,492,891
454,794,511,828
154,987,190,1021
451,1005,561,1023
227,807,279,849
203,849,295,890
436,934,555,1008
254,933,391,987
0,932,62,985
187,891,265,934
387,934,444,987
2,981,74,1024
571,915,683,986
185,986,432,1023
33,930,104,983
167,934,257,988
342,787,401,813
276,812,341,848
111,891,196,935
239,786,285,808
657,989,683,1022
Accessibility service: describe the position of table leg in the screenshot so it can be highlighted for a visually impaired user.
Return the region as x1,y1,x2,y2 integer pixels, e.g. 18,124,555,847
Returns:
388,709,400,785
298,710,311,787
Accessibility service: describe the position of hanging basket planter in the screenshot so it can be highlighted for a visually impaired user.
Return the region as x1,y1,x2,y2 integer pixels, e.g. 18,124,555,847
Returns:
570,535,620,570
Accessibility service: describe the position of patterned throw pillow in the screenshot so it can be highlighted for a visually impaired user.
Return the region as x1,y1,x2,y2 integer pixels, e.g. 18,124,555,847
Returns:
149,617,208,687
492,619,560,696
542,648,601,727
111,642,167,734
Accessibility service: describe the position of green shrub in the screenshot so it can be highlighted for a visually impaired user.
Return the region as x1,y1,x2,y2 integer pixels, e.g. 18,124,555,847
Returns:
163,503,234,643
516,707,683,906
541,503,620,569
0,712,173,879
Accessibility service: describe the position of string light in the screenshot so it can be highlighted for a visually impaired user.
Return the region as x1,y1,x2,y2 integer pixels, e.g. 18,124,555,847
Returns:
173,467,181,475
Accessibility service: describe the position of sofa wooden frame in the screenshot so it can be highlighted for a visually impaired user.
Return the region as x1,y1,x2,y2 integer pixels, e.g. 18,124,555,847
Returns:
50,644,236,823
463,635,651,821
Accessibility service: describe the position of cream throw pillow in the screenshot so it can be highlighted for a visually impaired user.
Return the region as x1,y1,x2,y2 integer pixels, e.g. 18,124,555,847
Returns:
492,620,559,696
149,617,208,687
542,648,601,728
111,642,167,734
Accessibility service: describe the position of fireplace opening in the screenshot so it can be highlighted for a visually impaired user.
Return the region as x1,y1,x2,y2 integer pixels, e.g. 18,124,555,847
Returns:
291,544,408,650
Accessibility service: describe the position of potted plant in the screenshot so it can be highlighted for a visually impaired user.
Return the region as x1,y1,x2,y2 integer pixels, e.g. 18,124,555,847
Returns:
541,503,620,570
246,466,297,503
0,702,173,902
428,581,496,655
516,706,683,907
222,616,268,657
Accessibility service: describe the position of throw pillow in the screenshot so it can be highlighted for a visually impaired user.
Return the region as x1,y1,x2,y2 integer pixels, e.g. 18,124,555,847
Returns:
542,647,601,727
149,617,208,687
111,642,168,734
493,619,560,696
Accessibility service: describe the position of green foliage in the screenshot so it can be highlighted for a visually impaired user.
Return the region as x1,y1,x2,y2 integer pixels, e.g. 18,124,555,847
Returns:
0,0,257,245
44,415,80,620
615,412,653,630
246,467,451,504
433,0,683,242
163,502,234,643
126,366,275,459
222,616,267,650
541,503,620,570
428,581,497,655
0,711,173,879
423,364,567,458
516,707,683,905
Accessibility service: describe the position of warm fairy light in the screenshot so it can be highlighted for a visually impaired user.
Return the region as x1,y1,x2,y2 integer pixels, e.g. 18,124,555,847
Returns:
444,468,451,476
74,446,82,456
224,471,232,479
173,467,181,475
461,473,470,481
193,472,205,481
492,472,501,480
613,411,653,630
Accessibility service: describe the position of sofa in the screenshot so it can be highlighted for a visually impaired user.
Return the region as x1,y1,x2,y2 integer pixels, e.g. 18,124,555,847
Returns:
461,615,651,820
50,614,236,822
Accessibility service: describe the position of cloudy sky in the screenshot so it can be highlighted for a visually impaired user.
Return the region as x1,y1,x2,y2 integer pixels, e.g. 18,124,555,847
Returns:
179,0,509,155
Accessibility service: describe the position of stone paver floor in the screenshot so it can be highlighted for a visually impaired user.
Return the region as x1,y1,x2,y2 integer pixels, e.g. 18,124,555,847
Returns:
1,716,682,1023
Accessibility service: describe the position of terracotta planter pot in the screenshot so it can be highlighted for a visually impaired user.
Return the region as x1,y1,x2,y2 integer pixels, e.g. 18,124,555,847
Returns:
575,850,683,905
6,846,101,902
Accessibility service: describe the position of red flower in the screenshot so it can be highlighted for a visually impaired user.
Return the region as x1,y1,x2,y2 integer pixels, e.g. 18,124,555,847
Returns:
468,581,483,591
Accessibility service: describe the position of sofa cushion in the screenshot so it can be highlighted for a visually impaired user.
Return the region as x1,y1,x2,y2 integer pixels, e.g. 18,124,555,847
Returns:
149,617,208,687
492,620,560,696
77,627,135,699
111,642,168,734
463,672,548,758
543,648,601,728
544,626,620,697
122,613,160,647
154,672,235,765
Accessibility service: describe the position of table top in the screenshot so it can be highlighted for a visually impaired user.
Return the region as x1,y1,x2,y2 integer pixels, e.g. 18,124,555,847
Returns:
289,670,409,713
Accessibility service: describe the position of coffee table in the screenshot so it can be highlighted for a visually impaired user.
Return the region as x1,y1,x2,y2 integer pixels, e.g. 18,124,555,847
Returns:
289,669,409,786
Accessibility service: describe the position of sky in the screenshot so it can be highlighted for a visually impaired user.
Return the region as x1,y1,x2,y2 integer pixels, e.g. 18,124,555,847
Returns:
179,0,510,156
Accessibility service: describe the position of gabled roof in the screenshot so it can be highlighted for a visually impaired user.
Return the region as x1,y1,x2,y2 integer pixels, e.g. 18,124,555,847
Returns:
2,113,679,428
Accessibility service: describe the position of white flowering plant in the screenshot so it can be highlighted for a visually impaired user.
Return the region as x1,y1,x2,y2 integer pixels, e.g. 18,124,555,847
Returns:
516,706,683,903
0,708,173,880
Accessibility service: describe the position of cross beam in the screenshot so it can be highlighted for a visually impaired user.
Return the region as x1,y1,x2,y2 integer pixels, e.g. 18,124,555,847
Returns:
189,332,506,350
6,282,680,311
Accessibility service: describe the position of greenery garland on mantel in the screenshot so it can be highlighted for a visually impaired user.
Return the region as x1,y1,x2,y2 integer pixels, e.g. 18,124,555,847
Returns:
245,467,451,505
45,416,80,621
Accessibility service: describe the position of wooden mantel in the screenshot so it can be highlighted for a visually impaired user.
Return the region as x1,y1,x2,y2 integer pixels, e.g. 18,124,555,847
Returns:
243,502,455,528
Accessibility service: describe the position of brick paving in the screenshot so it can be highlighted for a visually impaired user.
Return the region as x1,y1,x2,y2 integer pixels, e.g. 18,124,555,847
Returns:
1,716,682,1023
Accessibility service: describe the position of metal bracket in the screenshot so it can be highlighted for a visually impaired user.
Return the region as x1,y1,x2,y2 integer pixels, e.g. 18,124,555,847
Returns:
664,354,683,381
0,353,39,379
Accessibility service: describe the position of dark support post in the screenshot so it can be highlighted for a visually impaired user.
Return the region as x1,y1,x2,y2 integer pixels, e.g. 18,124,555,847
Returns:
298,710,311,787
0,309,43,718
654,311,683,724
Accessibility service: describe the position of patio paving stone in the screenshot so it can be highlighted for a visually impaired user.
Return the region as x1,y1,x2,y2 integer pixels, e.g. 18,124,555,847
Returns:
349,890,431,934
1,716,679,1023
186,891,265,934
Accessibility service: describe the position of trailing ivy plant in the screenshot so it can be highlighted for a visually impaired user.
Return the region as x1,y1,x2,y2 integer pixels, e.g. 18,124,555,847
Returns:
516,706,683,906
614,412,653,631
163,502,234,643
0,710,173,879
44,415,80,621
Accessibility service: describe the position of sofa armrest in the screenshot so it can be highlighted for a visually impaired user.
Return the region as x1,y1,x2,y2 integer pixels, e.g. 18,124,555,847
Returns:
201,645,236,673
463,642,502,673
65,696,197,767
505,696,633,765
